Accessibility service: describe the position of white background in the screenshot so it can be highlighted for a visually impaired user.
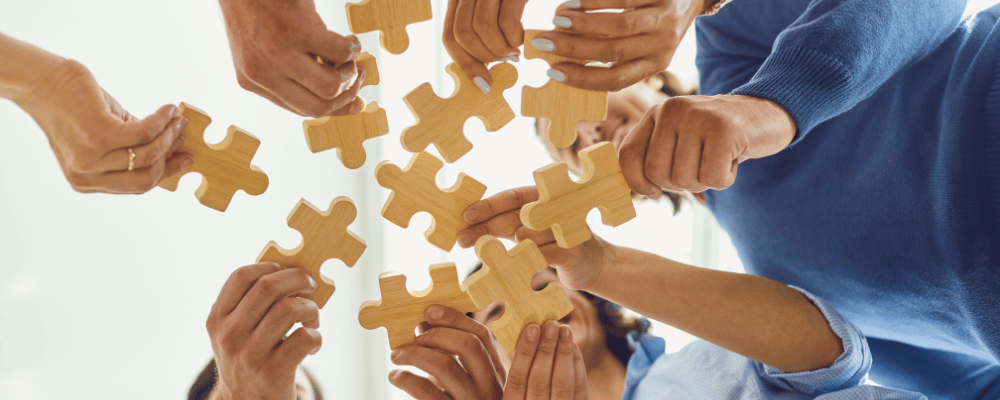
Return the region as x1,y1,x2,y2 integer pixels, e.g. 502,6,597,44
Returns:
1,0,996,399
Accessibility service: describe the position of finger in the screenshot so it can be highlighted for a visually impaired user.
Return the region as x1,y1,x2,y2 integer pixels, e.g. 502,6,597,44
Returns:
309,31,362,65
514,226,557,247
102,115,187,172
536,241,581,269
567,0,658,10
444,0,494,89
106,104,179,148
473,0,517,60
458,209,522,248
526,321,560,400
571,339,587,400
266,77,347,118
550,326,575,400
550,57,667,92
669,129,708,192
454,0,506,63
272,326,322,372
249,297,321,360
318,68,366,116
159,149,195,184
414,326,500,398
464,186,539,225
699,136,739,190
553,8,664,38
94,157,169,194
502,324,541,400
236,74,307,117
642,106,683,193
618,105,661,198
535,32,657,64
290,53,358,101
391,346,478,399
210,262,284,318
497,0,529,49
389,370,452,400
230,268,318,334
424,305,505,380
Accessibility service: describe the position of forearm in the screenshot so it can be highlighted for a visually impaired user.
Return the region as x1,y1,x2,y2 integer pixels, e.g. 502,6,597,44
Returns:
0,32,66,106
587,240,842,372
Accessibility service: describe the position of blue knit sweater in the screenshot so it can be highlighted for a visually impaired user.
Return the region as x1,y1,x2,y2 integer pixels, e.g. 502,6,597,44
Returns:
696,1,1000,398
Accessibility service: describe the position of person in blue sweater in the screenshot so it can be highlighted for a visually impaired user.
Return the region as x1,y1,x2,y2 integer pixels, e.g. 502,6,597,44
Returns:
461,0,1000,398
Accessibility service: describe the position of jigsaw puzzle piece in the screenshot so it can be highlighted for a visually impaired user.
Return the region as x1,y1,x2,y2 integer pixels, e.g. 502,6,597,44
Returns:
359,263,480,349
257,197,367,308
520,142,635,249
303,101,389,169
401,62,517,163
159,103,268,212
346,0,432,55
356,52,380,87
462,236,574,352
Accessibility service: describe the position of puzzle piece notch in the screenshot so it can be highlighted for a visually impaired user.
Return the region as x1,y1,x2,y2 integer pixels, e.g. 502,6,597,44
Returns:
160,103,269,211
359,263,480,349
356,52,380,87
401,62,518,163
346,0,432,55
521,30,608,149
257,197,367,308
520,142,635,249
375,152,487,251
462,236,574,352
303,101,389,169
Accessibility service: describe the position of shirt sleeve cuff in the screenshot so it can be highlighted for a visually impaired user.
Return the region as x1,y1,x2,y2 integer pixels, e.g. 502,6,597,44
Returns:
753,286,872,395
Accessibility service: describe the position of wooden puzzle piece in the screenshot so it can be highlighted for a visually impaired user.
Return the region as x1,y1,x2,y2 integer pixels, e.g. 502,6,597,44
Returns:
376,152,487,251
257,197,367,308
356,52,380,87
462,236,574,352
521,30,608,149
160,103,268,212
401,62,517,163
303,101,389,169
359,263,480,349
346,0,432,55
520,142,635,249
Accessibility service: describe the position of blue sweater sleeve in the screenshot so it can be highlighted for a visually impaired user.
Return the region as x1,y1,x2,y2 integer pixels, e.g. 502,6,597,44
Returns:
711,0,966,144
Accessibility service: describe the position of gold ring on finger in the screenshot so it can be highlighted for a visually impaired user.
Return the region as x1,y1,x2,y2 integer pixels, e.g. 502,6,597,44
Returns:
127,148,136,171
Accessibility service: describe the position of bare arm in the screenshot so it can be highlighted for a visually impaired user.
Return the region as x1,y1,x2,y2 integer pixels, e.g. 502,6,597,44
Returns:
0,32,64,104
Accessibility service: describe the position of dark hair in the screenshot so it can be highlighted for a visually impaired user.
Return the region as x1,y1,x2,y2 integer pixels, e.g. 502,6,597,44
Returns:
466,264,650,367
188,358,325,400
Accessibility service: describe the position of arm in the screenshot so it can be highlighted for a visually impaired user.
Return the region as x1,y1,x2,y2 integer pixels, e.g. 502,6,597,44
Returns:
0,33,64,103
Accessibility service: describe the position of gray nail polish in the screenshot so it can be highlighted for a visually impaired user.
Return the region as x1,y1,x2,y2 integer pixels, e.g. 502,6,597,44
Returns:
473,76,491,94
561,0,581,9
553,16,572,29
532,38,555,52
502,55,520,63
547,69,566,82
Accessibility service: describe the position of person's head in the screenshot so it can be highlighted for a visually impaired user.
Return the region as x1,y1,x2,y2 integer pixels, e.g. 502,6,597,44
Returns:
467,265,649,371
536,71,697,213
188,359,323,400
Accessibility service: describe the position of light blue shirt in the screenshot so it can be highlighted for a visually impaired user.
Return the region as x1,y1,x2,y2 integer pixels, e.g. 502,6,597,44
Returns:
621,288,926,400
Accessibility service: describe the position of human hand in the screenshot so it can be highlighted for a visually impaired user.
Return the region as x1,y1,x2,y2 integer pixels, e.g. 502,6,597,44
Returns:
504,321,587,400
619,94,796,195
15,60,192,194
529,0,707,92
443,0,528,93
458,186,610,290
219,0,365,117
388,305,506,400
206,263,322,400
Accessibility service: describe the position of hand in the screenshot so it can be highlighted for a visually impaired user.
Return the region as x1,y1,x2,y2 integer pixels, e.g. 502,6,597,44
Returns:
619,94,796,195
443,0,528,93
206,263,322,400
16,59,193,194
219,0,366,117
504,321,588,400
389,305,506,400
530,0,707,92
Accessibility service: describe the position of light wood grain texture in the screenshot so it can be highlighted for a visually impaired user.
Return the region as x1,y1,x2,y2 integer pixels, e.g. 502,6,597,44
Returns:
520,142,635,248
521,30,608,148
346,0,432,55
303,101,389,169
401,62,517,163
159,103,268,212
356,51,380,87
462,236,574,352
257,197,367,308
359,263,480,349
376,151,487,251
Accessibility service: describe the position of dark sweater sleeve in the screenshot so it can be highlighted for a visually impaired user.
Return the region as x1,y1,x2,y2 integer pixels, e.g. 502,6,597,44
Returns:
725,0,966,144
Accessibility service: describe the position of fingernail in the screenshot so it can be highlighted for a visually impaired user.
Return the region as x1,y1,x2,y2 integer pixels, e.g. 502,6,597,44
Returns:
390,350,401,362
464,209,480,223
388,370,399,380
503,52,521,63
532,38,555,52
181,157,195,170
561,0,581,9
560,326,571,341
307,275,317,288
547,69,566,82
544,322,558,339
473,76,490,94
648,190,662,200
350,41,361,54
175,118,186,133
169,104,179,117
553,16,572,29
526,324,540,342
427,305,443,320
459,233,473,247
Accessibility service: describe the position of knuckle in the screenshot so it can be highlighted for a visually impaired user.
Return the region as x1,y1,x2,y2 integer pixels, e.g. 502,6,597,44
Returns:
506,371,529,389
65,173,89,192
552,381,573,397
255,275,281,298
529,380,550,397
615,15,637,35
231,266,256,286
274,297,299,315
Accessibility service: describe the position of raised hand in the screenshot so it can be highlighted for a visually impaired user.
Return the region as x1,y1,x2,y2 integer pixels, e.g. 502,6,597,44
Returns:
206,263,322,400
219,0,366,117
442,0,528,93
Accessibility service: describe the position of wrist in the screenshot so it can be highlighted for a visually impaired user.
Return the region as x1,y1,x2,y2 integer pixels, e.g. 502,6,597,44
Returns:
580,236,618,292
0,35,66,107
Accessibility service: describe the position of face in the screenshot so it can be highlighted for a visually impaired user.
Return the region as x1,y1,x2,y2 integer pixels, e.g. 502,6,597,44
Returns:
471,269,606,370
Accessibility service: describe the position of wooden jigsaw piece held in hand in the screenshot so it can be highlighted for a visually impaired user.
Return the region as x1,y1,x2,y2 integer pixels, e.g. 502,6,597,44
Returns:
303,101,389,169
462,236,574,352
355,52,380,87
520,142,635,249
376,152,487,251
346,0,432,55
257,197,367,308
159,103,268,212
521,30,609,148
359,263,480,349
401,62,517,163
